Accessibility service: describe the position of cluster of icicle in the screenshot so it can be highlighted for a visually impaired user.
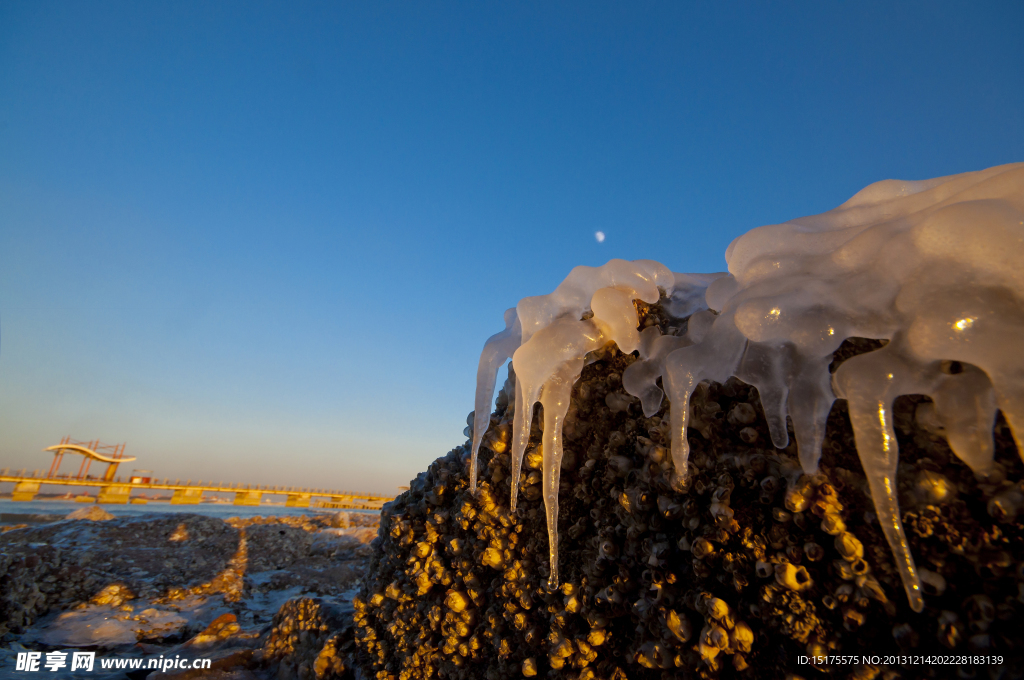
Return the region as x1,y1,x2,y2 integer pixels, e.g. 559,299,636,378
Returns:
470,162,1024,611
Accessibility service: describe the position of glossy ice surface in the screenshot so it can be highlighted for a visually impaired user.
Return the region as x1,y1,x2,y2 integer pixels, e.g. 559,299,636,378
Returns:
472,163,1024,606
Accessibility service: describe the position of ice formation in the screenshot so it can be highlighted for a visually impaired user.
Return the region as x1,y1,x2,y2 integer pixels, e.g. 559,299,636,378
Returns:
470,162,1024,609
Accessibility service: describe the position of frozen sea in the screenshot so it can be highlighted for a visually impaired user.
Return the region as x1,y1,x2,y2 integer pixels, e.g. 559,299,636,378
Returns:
0,497,378,525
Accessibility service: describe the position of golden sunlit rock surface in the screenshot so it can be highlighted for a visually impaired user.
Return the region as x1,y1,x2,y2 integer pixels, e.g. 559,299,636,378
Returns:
353,302,1024,680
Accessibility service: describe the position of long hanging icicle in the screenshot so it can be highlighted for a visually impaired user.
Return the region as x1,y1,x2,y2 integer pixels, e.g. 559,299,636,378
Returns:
832,343,927,612
539,358,584,589
508,318,605,512
469,308,521,492
662,321,748,487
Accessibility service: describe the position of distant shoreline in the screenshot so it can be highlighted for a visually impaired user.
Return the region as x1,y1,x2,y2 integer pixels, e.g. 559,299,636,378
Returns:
0,497,379,529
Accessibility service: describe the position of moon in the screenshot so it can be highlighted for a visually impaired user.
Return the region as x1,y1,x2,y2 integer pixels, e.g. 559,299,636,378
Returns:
595,231,606,243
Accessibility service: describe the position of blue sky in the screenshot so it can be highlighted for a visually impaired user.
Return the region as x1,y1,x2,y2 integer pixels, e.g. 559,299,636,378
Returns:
1,1,1022,493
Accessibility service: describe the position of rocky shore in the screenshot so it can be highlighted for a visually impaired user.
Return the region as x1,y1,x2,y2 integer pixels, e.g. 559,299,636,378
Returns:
1,508,378,679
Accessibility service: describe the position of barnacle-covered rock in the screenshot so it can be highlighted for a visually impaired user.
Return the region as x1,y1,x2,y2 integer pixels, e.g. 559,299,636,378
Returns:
0,514,240,637
255,597,354,680
354,299,1024,679
0,511,376,645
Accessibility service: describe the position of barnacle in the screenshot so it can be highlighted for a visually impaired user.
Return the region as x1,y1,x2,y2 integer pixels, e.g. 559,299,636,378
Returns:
834,532,864,561
775,563,812,591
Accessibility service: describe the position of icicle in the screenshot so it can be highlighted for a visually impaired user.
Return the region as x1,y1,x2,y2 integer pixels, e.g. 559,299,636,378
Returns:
901,280,1024,464
539,358,583,589
470,308,521,492
735,341,794,449
508,378,530,513
834,349,925,612
663,364,698,489
787,357,836,474
508,318,605,511
619,282,723,420
662,322,748,487
622,327,691,418
852,398,924,613
929,365,998,474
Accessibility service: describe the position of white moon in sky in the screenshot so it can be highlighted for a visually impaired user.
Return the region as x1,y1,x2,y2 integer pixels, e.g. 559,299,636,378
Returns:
595,231,606,243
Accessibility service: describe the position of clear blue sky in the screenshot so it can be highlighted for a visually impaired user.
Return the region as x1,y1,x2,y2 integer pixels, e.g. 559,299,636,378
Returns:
1,2,1022,493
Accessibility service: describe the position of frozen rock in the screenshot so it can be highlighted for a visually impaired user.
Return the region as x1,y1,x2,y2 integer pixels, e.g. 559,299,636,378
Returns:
35,604,188,648
470,163,1024,609
320,527,378,544
37,610,139,647
329,511,351,528
66,506,115,521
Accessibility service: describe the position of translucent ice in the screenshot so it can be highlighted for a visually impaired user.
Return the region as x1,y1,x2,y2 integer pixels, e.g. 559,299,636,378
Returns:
470,163,1024,604
469,259,675,508
470,308,521,491
539,357,583,589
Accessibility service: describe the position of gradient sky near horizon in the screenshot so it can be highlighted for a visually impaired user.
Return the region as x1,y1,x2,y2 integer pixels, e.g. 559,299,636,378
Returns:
1,2,1022,494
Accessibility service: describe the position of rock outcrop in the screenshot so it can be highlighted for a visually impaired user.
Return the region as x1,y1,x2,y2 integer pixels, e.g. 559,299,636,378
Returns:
353,302,1024,680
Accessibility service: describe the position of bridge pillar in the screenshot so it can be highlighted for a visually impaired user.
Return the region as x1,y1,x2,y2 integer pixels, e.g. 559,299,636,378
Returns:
102,463,122,482
171,488,204,504
97,485,131,504
12,481,40,502
234,490,263,506
286,493,311,507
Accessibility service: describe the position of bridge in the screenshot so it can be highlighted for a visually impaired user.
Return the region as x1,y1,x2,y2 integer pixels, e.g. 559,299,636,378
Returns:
0,438,393,509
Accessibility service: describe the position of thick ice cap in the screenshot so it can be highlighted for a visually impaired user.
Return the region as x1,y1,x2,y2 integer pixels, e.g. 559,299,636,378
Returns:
469,162,1024,611
515,259,674,345
673,162,1024,612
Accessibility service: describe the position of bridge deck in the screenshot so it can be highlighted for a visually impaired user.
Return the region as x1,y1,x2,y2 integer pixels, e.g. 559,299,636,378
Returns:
0,470,393,509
